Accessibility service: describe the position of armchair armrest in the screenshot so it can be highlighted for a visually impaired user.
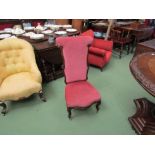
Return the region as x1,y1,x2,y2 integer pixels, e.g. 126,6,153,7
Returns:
93,38,113,51
30,63,42,83
89,46,106,57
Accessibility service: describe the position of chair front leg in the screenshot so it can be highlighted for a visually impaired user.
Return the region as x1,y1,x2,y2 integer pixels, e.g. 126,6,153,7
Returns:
67,108,72,119
0,102,8,116
131,37,137,53
119,44,123,59
100,67,103,72
38,90,46,102
127,43,131,55
96,100,101,112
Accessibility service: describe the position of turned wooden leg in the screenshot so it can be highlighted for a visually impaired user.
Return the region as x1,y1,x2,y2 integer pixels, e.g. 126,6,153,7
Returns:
96,100,101,112
0,102,8,116
151,107,155,119
131,38,137,53
67,108,72,119
127,44,130,55
119,45,123,59
38,90,46,102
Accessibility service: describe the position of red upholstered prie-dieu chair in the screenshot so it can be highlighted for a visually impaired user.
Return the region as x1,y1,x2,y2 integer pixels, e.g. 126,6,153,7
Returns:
81,29,113,71
56,36,101,119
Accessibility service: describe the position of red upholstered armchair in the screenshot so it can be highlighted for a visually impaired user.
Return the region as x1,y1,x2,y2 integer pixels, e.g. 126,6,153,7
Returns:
56,36,101,119
81,29,113,71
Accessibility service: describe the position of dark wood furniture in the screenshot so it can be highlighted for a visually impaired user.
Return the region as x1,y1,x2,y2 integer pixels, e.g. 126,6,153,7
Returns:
115,21,135,27
33,41,64,82
91,22,108,33
110,28,132,58
0,19,46,30
135,39,155,56
131,27,154,43
72,19,84,32
129,52,155,135
55,19,71,25
119,26,154,52
17,35,63,82
119,26,154,39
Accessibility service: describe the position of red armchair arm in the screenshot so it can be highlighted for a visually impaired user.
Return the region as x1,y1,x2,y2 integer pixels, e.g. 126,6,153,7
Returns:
89,46,107,57
92,39,113,51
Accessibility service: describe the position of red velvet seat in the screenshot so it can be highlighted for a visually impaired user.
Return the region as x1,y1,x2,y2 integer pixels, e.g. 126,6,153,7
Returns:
81,29,113,71
65,81,101,108
56,36,101,119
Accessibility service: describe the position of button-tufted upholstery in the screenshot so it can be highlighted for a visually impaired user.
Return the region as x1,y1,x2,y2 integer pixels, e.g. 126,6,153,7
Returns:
0,38,42,101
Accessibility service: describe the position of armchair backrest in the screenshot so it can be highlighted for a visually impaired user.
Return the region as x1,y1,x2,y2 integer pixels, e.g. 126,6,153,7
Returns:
56,36,93,83
92,38,113,51
81,29,94,38
82,29,113,51
0,38,41,85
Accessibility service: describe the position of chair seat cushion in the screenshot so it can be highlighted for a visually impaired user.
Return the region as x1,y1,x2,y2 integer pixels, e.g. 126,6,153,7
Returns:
65,81,101,108
0,72,41,101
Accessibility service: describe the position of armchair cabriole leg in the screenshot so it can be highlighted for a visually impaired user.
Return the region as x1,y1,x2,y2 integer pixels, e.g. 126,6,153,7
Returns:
38,90,46,102
96,100,101,112
0,102,8,116
67,108,72,119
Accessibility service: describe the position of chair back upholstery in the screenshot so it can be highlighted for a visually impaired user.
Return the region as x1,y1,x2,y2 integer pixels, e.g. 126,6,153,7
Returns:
82,29,113,50
56,36,93,83
0,38,41,85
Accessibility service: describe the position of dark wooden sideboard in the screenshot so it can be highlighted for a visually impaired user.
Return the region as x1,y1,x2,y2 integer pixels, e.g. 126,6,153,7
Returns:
135,39,155,55
33,41,64,82
17,36,64,82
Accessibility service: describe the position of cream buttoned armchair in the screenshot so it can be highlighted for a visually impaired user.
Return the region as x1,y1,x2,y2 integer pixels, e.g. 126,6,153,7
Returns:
0,38,46,115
